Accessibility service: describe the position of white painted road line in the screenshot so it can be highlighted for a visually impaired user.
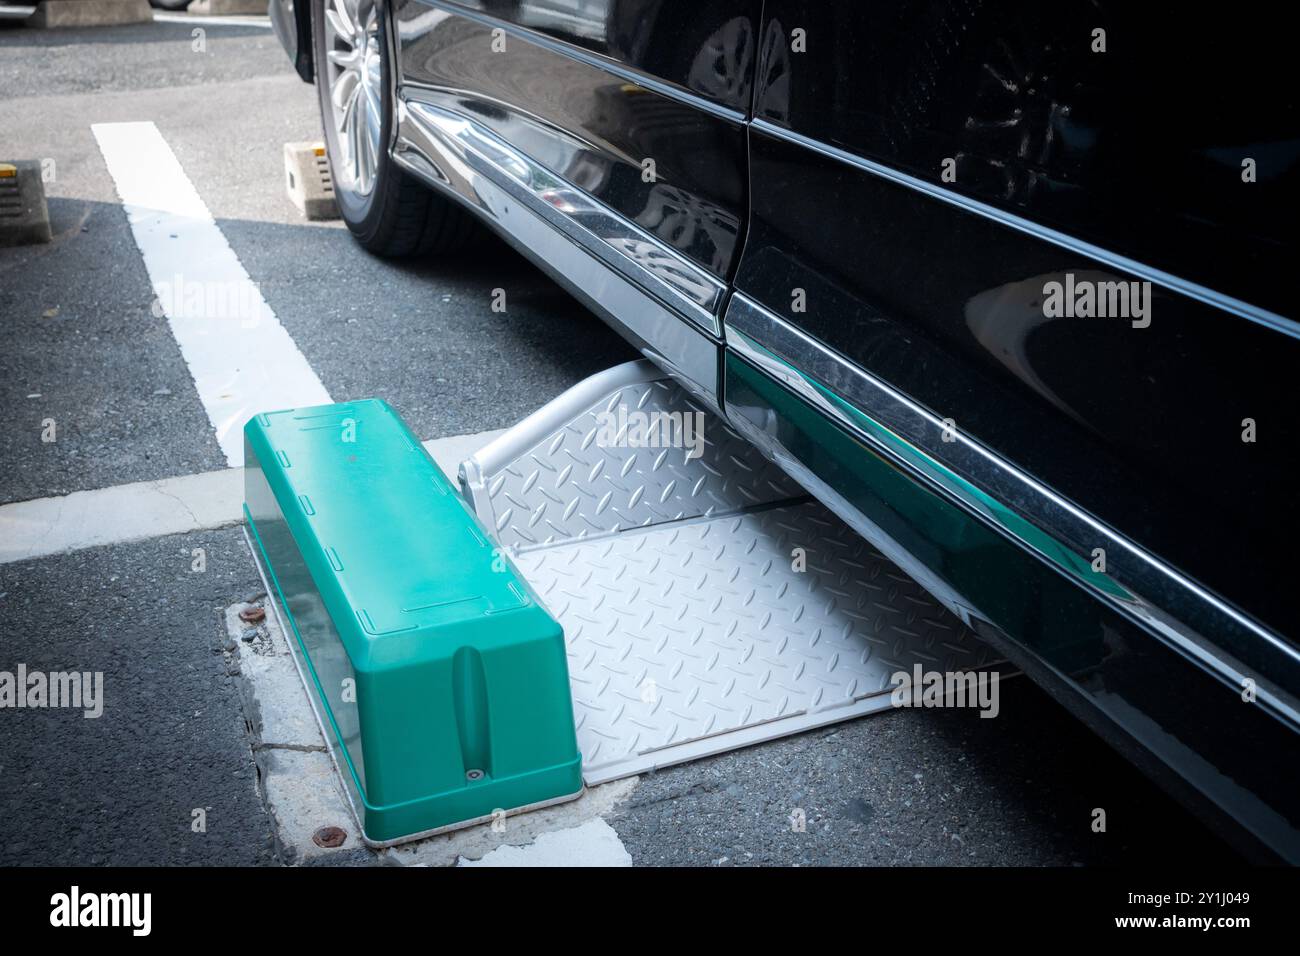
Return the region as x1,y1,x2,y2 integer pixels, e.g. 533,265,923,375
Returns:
0,470,243,565
92,121,331,467
0,431,507,564
151,14,275,28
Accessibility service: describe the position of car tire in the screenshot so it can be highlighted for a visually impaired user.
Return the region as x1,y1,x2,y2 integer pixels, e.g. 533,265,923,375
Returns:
311,0,479,257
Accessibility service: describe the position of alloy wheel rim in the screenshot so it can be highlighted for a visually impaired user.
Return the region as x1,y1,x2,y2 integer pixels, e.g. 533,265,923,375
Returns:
324,0,383,198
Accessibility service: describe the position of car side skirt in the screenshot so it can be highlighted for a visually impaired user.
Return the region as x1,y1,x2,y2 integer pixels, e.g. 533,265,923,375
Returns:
390,96,723,412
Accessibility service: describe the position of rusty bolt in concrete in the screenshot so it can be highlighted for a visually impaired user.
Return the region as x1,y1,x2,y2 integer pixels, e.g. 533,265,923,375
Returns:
312,826,348,849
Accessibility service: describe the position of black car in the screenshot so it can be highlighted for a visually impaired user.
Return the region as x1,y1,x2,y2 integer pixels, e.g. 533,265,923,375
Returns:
270,0,1300,861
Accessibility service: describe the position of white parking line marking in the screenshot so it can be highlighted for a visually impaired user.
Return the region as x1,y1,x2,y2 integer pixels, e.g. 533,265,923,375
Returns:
0,470,244,565
92,121,331,467
151,14,275,28
0,431,507,564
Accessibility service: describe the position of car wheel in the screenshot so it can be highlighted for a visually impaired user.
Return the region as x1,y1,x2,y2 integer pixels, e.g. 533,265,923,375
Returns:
311,0,479,256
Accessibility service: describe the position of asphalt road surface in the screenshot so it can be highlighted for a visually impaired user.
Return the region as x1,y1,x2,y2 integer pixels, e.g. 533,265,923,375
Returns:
0,16,1243,866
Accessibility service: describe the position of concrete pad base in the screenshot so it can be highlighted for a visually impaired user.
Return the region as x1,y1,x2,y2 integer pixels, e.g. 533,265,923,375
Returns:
0,161,52,247
27,0,153,29
283,141,339,221
225,591,639,867
187,0,269,15
457,819,633,867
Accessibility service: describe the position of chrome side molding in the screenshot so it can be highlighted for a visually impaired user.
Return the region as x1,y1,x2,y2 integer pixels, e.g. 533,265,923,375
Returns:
724,292,1300,729
391,97,725,408
396,98,725,335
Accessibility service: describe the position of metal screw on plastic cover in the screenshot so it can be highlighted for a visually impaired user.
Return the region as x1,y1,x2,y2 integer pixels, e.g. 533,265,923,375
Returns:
466,769,485,781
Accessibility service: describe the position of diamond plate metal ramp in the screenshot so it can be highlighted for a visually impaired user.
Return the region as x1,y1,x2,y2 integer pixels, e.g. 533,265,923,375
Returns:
460,361,807,549
462,361,1001,784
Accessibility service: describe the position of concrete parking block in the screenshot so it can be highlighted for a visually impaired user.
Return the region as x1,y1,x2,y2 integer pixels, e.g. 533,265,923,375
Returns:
27,0,152,28
283,141,338,221
0,161,51,247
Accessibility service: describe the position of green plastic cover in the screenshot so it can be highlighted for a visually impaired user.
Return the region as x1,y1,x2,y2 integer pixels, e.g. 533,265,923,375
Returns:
244,400,582,843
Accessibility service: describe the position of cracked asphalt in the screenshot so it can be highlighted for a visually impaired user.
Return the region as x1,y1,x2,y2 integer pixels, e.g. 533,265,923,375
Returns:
0,15,1244,866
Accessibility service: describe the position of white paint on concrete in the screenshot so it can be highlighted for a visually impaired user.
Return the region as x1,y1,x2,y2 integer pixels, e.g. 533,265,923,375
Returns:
456,819,632,867
152,13,274,28
92,121,331,466
383,777,638,868
0,429,506,564
0,468,243,564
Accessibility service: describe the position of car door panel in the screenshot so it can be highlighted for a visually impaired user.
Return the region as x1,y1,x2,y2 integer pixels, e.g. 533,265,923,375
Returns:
729,0,1299,642
395,1,758,292
751,1,1298,316
733,128,1296,637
